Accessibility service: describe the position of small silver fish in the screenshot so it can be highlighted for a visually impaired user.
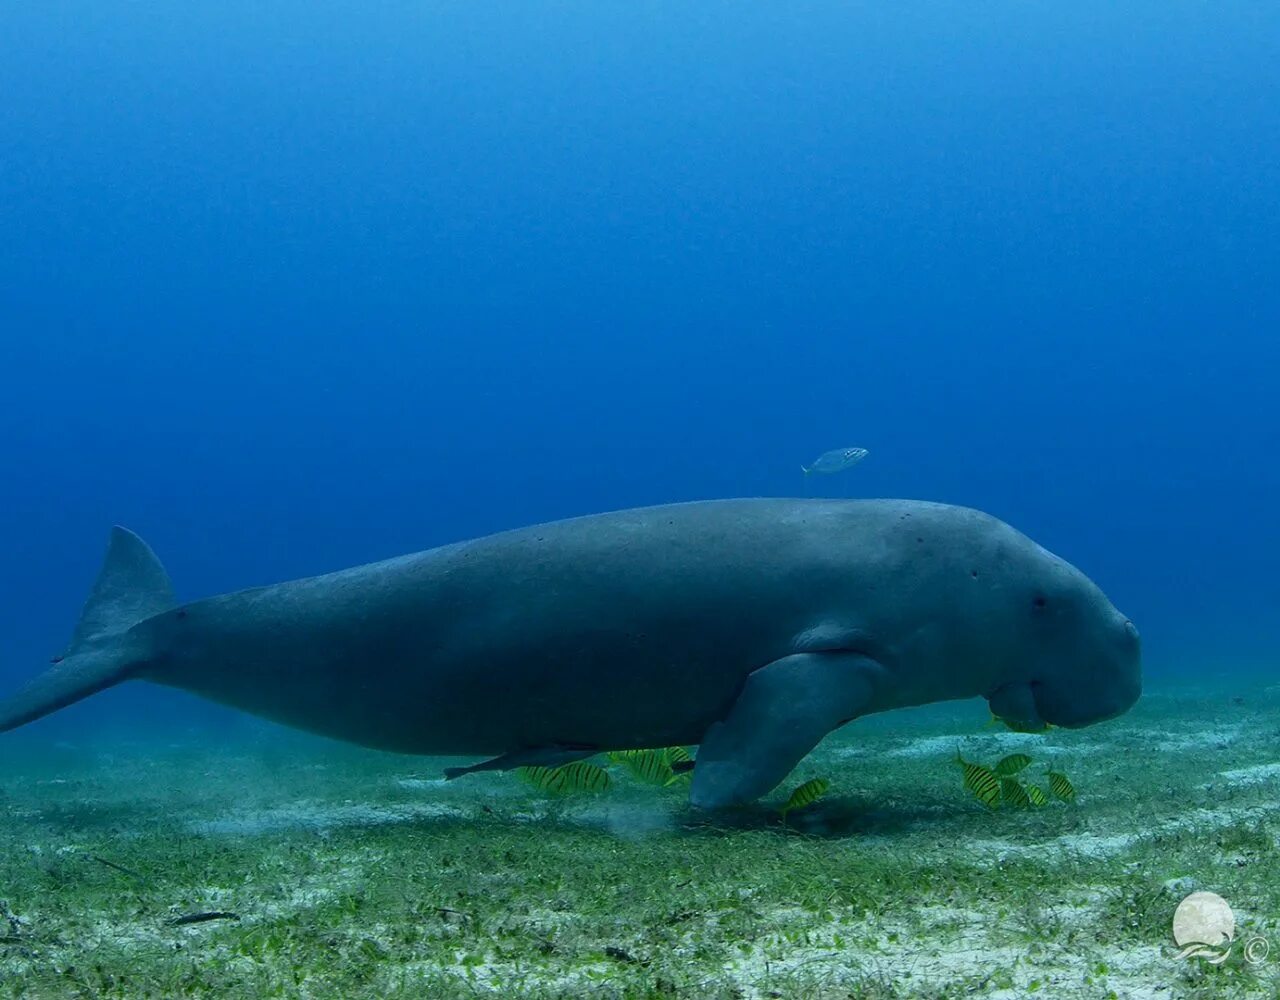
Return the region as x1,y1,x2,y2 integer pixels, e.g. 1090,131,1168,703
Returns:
802,446,868,475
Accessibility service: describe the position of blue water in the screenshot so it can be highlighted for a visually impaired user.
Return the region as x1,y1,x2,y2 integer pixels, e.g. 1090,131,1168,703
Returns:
1,3,1276,740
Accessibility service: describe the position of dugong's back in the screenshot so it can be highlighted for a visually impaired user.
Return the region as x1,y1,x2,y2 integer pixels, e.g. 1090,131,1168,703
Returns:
143,499,910,754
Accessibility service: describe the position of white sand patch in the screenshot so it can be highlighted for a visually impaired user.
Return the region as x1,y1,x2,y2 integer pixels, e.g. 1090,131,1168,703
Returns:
1149,726,1243,752
972,801,1280,860
1065,945,1170,1000
886,732,1099,759
968,837,1050,859
397,955,616,995
894,942,1033,997
190,800,467,835
886,735,968,758
1050,832,1142,857
828,746,873,759
570,802,678,839
395,777,451,790
1214,762,1280,786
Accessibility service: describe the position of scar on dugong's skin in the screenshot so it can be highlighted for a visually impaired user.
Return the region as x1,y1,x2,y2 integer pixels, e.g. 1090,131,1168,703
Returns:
0,499,1141,808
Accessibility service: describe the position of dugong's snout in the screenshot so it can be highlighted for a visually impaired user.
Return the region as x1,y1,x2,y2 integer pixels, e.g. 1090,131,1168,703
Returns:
1033,615,1142,728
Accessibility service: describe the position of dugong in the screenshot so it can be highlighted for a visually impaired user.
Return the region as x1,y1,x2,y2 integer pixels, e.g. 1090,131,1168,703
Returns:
0,499,1141,808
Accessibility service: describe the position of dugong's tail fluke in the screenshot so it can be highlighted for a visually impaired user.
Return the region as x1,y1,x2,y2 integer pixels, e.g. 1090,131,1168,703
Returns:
0,527,172,733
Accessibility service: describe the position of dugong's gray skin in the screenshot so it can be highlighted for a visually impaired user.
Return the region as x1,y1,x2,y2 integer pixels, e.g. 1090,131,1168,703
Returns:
0,499,1141,808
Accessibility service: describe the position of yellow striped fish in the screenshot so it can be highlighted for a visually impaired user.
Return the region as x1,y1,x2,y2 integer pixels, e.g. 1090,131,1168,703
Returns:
607,749,676,785
518,761,611,794
994,753,1033,776
1000,777,1032,809
1047,770,1076,803
1026,783,1049,807
956,752,1001,809
780,777,830,819
989,711,1054,733
663,746,693,785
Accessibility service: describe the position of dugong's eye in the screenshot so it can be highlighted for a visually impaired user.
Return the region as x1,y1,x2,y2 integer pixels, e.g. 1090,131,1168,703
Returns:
1032,595,1048,610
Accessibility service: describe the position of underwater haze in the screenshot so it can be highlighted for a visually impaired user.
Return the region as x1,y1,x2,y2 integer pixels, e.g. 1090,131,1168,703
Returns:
1,3,1278,998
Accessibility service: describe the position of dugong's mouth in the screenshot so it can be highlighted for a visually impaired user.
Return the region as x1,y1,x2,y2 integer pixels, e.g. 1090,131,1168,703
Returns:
986,682,1048,732
1009,669,1141,730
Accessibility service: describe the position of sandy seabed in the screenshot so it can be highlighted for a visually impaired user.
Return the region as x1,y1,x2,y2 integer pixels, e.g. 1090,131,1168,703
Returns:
1,675,1277,999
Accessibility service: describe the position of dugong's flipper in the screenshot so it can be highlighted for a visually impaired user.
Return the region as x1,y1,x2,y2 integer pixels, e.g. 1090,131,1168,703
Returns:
690,651,882,809
443,744,600,780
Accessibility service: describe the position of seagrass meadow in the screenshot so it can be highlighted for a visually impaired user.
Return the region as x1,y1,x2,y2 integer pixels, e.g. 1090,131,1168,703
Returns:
1,674,1276,999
